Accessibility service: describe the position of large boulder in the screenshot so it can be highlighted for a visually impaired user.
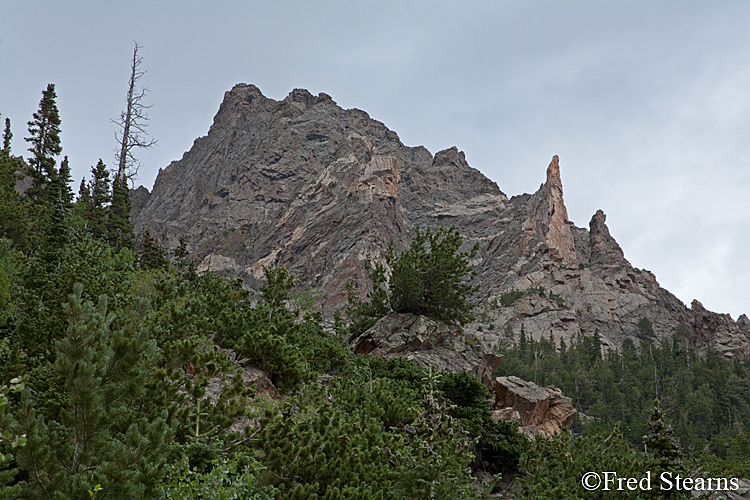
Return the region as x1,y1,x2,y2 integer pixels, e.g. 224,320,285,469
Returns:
492,375,576,437
350,313,502,388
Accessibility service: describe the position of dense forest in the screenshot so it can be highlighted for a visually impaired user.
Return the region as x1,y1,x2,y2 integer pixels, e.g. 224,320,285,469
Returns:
0,84,748,499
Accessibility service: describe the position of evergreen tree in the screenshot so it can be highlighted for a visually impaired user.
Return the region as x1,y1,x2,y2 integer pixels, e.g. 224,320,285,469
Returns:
11,284,172,499
260,265,295,319
437,372,528,475
518,425,649,500
37,199,70,267
173,236,196,280
0,118,29,249
55,156,74,208
0,375,26,500
2,118,11,151
643,399,686,499
108,175,134,249
25,84,62,202
137,230,168,270
346,226,480,332
637,317,655,338
75,178,91,220
258,384,396,499
519,324,528,355
34,155,75,266
389,226,479,325
84,160,112,240
643,400,682,463
390,395,479,500
345,259,390,335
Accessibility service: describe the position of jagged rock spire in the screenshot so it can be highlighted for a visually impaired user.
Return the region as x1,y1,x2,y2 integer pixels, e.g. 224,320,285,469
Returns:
589,209,625,265
542,156,578,266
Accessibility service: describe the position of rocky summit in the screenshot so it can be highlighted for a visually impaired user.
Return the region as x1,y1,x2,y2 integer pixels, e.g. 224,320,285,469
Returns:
132,83,750,360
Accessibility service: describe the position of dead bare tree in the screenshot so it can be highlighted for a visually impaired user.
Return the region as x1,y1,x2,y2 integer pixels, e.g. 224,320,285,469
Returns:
113,41,156,184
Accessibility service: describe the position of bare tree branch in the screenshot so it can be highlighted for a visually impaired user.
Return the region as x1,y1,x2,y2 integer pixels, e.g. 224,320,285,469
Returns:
112,41,156,185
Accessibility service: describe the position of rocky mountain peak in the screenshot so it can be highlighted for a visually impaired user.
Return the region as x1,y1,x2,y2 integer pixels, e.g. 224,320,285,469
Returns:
214,84,269,125
131,84,750,361
285,87,335,107
432,146,465,169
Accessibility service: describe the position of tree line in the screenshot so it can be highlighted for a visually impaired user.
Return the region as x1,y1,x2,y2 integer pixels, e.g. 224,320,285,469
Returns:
496,327,750,479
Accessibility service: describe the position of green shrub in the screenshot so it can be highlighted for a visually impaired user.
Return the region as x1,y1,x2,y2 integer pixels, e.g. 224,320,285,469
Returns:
152,454,273,500
500,290,524,307
346,226,480,333
388,226,479,326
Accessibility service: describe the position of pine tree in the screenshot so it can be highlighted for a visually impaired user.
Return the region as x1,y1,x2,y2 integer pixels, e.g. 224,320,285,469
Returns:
390,395,479,499
0,375,26,500
388,226,479,325
643,399,685,499
38,199,70,266
55,156,74,208
25,84,62,202
346,226,480,333
260,265,295,319
11,284,172,499
2,118,11,151
34,155,75,265
74,178,91,220
519,324,528,355
108,175,134,249
173,235,196,279
259,384,394,499
81,159,112,240
0,117,30,248
345,259,390,335
137,230,168,270
643,400,682,464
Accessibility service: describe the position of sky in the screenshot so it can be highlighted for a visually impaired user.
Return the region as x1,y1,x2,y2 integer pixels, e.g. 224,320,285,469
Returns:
1,1,749,319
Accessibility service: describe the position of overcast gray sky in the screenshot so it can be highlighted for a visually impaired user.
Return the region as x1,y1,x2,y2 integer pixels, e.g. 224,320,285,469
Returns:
2,1,749,319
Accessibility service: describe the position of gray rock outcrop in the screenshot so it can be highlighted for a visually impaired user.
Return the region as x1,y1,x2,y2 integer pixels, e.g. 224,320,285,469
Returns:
349,314,502,388
131,83,750,360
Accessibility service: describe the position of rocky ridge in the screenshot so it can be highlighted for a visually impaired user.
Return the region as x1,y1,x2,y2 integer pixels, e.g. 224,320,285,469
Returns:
132,83,750,362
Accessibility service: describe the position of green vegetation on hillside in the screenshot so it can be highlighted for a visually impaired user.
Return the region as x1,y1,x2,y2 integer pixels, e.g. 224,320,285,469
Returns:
496,330,750,477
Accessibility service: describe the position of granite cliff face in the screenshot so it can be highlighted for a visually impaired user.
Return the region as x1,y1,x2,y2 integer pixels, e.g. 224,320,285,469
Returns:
132,83,750,360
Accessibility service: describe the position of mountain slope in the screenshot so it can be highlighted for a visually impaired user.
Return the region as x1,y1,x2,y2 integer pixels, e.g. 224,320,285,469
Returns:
132,84,750,359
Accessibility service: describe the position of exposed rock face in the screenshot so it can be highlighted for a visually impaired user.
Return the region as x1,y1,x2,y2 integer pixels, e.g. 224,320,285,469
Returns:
691,300,750,359
132,83,750,360
589,209,625,266
532,156,577,266
349,314,502,388
689,478,750,499
493,375,576,437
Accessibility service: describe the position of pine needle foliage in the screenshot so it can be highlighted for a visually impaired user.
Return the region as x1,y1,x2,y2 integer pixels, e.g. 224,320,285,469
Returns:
347,226,480,334
388,226,479,326
25,84,62,202
10,283,172,499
